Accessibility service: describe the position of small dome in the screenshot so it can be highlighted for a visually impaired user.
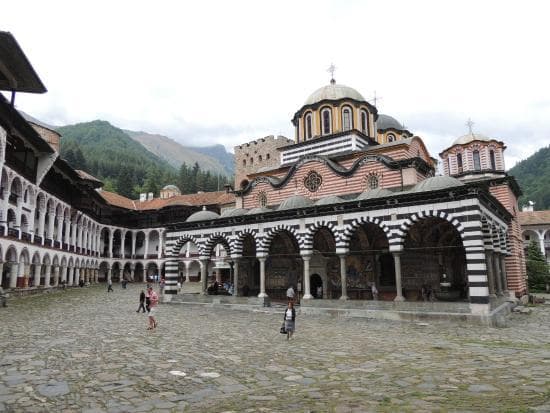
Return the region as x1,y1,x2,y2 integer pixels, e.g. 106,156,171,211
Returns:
162,184,180,191
413,176,464,193
314,195,343,206
186,206,220,222
452,132,493,146
277,195,314,210
356,188,393,200
377,114,404,131
304,82,366,106
246,207,272,215
220,208,249,218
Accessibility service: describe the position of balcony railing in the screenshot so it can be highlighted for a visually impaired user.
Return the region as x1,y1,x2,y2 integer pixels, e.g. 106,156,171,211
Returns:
7,227,18,238
33,235,42,245
21,232,31,242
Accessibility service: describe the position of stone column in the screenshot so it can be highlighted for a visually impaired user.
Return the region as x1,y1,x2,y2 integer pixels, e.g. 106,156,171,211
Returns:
393,252,405,301
107,267,112,283
494,253,503,296
200,259,209,295
9,263,18,288
537,230,546,256
131,232,136,258
108,232,114,258
66,267,73,286
18,263,26,287
44,264,51,287
38,211,46,243
64,219,71,249
56,216,64,245
119,268,123,283
130,265,135,282
34,264,42,288
184,261,190,283
258,257,267,298
61,266,67,283
338,254,348,300
144,233,150,259
486,251,496,298
158,231,164,259
233,259,239,296
46,210,55,241
0,262,4,286
302,255,312,300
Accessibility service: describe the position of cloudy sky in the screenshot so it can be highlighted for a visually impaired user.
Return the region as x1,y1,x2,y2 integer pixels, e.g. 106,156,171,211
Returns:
4,0,550,167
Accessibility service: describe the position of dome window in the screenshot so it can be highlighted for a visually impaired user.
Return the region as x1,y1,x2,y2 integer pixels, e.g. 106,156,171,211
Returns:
322,108,332,135
361,110,369,135
305,113,313,140
489,150,496,170
387,133,396,143
457,153,463,173
342,107,353,131
473,150,481,171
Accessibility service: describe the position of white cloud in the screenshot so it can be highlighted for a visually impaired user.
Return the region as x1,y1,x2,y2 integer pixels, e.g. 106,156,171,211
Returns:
5,0,550,164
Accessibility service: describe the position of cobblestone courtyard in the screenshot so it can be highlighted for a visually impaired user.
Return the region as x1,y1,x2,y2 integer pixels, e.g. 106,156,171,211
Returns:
0,285,549,412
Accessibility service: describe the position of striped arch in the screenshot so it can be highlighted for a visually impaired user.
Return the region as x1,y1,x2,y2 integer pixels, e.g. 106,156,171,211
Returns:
231,228,258,256
202,232,232,257
169,234,203,257
259,224,302,253
303,220,340,251
340,216,390,249
395,210,465,247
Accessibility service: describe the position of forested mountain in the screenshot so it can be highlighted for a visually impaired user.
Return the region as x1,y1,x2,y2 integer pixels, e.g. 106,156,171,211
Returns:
125,130,234,177
508,145,550,209
57,120,231,200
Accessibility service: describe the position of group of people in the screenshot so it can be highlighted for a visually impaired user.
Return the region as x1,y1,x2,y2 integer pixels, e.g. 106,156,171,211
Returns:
137,285,159,330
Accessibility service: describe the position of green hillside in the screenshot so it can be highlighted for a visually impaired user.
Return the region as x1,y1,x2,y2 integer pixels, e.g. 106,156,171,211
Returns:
57,120,177,199
57,120,231,199
508,145,550,209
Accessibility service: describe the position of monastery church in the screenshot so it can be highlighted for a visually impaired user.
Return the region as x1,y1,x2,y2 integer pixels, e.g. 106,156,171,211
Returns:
0,32,527,323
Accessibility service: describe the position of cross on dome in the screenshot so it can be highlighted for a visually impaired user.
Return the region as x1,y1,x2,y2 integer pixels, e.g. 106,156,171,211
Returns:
466,118,475,134
327,63,336,84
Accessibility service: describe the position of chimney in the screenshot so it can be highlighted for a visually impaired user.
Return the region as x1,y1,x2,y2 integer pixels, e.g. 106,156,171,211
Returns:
522,201,535,212
147,192,154,200
139,193,146,202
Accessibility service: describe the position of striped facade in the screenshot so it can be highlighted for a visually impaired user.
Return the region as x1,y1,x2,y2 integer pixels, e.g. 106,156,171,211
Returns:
164,195,511,309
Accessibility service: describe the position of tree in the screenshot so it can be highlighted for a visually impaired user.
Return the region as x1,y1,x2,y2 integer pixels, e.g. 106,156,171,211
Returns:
526,240,550,292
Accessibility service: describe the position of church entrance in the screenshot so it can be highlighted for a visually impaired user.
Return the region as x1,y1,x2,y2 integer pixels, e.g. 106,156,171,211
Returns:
311,273,323,298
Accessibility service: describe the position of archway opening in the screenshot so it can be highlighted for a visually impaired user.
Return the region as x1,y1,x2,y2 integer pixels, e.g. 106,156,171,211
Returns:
266,230,301,301
403,217,467,301
347,223,392,300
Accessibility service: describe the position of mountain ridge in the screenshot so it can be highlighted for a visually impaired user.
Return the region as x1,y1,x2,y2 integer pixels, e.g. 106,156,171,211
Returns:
508,145,550,209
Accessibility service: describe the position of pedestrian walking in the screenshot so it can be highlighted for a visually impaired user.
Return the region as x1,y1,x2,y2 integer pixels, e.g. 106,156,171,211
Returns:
286,285,295,303
136,290,146,313
147,286,159,330
283,301,296,340
159,278,165,295
107,279,113,292
371,283,379,300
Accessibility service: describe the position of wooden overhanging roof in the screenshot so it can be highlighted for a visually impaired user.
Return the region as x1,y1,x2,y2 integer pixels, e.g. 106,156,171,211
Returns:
0,31,46,93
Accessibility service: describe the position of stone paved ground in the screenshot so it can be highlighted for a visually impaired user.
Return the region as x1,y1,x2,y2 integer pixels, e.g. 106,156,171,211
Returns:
0,284,549,413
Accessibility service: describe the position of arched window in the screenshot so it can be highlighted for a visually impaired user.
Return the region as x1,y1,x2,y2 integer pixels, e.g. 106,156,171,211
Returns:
457,153,463,172
489,150,496,170
259,155,263,162
361,110,369,135
250,157,254,166
266,153,270,160
305,113,312,140
387,133,396,143
473,150,481,171
342,107,352,131
243,159,246,167
321,108,332,135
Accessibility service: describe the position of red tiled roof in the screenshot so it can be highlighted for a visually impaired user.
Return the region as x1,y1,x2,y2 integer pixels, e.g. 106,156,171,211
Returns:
98,190,235,211
518,210,550,226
